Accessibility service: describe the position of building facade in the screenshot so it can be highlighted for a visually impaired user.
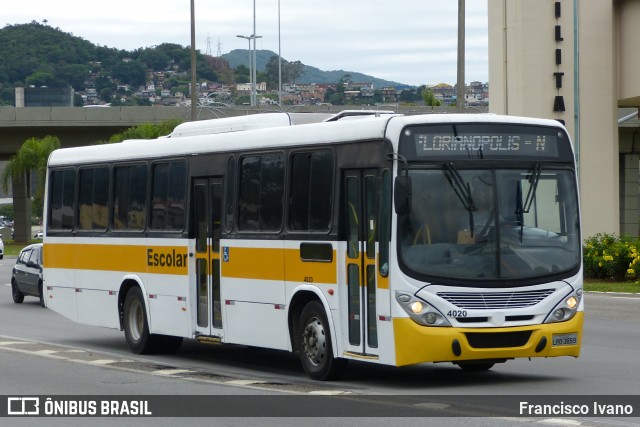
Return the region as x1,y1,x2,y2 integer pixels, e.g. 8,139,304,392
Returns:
488,0,640,238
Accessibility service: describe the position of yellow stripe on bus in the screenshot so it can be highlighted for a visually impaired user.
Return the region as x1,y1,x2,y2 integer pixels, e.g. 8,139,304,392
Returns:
222,247,337,284
44,243,189,275
44,243,338,283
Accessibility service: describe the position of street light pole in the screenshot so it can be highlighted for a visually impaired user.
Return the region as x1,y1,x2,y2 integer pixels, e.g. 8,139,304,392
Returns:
252,0,257,107
236,34,262,106
236,35,253,104
278,0,282,107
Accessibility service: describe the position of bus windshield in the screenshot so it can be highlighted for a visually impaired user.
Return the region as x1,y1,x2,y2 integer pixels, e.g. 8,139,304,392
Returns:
398,166,580,285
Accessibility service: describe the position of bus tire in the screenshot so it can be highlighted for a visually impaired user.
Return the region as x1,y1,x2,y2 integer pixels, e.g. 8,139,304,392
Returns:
296,301,347,381
455,361,495,371
11,279,24,304
123,287,162,354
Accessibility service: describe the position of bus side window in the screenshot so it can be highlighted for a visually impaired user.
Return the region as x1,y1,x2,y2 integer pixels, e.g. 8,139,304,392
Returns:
78,166,109,231
224,156,236,233
150,160,187,231
378,169,391,276
238,153,285,232
113,163,148,231
289,150,334,232
48,169,76,231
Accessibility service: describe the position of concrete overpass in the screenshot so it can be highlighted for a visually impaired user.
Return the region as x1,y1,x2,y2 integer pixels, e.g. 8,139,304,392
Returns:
0,106,194,160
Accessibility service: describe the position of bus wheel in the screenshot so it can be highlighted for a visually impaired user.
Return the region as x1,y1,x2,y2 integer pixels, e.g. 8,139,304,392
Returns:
123,287,160,354
11,280,24,304
296,301,346,381
455,361,495,371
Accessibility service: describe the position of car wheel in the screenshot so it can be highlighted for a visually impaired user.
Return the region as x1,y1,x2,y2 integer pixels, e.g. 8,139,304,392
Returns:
296,301,347,381
11,279,24,304
123,287,163,354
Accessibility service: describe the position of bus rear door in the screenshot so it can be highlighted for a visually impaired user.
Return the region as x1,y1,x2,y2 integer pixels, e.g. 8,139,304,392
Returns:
192,177,224,338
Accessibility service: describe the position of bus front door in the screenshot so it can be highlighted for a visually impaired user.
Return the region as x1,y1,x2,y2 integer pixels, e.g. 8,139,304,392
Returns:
343,169,379,357
192,177,224,338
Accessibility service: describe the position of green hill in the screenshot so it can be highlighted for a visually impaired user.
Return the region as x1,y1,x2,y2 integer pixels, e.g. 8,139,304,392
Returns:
222,49,404,88
0,22,409,105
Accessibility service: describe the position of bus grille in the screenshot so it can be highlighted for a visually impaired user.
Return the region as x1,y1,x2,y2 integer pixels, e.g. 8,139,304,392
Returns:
436,289,554,309
465,331,532,348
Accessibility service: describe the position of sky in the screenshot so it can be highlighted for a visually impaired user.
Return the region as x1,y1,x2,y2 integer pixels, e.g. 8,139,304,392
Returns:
3,0,488,87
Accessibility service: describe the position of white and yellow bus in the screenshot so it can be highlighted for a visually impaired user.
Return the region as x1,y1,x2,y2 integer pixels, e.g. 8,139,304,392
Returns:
43,111,583,380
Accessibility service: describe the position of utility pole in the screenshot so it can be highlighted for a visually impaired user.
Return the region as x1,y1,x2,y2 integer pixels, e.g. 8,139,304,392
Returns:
457,0,465,113
252,0,257,107
190,0,197,120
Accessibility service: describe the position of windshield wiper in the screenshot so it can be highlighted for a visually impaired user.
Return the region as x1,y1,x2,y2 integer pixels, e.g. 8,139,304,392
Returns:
443,162,477,236
515,164,542,241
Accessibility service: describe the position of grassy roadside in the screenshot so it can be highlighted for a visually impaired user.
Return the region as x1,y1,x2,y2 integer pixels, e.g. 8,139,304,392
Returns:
3,240,41,256
583,281,640,293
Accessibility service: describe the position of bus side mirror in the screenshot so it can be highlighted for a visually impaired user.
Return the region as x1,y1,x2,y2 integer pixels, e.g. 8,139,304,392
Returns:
394,176,412,215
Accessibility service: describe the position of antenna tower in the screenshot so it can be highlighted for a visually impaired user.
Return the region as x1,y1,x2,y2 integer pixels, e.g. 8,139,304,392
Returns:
205,33,212,56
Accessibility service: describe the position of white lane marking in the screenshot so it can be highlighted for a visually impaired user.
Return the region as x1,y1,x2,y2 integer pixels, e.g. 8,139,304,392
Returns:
152,369,193,376
308,390,351,395
224,379,265,386
538,419,582,425
89,359,120,365
0,341,35,346
611,296,640,300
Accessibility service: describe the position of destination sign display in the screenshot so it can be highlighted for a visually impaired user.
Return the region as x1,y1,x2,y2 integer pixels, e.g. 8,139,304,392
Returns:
414,133,558,157
400,124,572,161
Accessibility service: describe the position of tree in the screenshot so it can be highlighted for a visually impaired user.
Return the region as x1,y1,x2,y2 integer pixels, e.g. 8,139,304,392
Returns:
112,61,147,87
422,87,442,107
99,87,113,103
235,65,250,83
105,118,183,143
264,56,305,89
25,71,55,87
2,135,61,221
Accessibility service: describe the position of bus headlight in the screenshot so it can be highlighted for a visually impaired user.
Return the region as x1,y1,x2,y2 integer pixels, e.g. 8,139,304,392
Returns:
544,290,582,324
395,292,451,327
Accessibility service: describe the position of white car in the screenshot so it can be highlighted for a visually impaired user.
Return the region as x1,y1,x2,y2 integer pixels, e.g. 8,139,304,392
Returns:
0,236,4,259
34,231,43,239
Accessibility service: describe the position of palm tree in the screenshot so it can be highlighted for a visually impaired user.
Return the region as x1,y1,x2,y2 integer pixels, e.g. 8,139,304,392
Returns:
3,135,60,241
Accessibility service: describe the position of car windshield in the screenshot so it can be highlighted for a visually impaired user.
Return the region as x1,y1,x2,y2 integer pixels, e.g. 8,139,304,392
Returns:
397,166,580,285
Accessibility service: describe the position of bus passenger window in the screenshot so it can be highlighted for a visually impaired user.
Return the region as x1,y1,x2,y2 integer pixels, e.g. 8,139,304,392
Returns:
48,169,75,230
78,166,109,231
113,164,148,231
238,153,285,232
224,156,236,233
150,160,186,231
289,150,334,232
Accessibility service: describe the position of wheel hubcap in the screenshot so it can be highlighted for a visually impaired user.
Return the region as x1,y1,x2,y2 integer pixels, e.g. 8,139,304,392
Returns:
302,316,326,366
127,300,143,342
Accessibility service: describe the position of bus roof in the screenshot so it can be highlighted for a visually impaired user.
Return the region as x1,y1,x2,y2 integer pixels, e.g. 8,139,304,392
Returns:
48,113,569,167
168,112,334,138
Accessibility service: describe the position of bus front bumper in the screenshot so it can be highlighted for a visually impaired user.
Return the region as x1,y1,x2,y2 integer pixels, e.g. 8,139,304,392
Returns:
393,311,583,367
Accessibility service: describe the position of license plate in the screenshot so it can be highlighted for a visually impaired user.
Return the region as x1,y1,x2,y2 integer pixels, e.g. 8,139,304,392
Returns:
552,333,578,347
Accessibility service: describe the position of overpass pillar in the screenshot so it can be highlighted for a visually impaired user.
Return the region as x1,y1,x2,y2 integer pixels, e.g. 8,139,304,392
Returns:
12,173,32,243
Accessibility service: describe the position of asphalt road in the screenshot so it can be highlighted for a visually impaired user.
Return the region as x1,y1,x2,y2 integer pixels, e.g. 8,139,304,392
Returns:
0,255,639,426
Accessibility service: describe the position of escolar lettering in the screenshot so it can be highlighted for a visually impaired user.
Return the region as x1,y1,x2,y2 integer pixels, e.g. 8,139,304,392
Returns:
147,248,188,268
